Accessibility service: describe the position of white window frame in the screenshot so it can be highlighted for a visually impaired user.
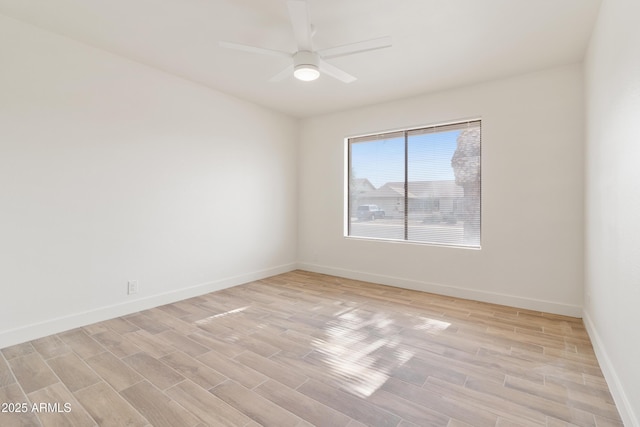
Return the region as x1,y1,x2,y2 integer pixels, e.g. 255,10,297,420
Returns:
345,119,481,248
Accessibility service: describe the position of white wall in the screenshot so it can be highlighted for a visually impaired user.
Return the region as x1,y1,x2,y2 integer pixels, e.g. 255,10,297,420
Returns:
584,0,640,424
298,64,585,316
0,15,298,348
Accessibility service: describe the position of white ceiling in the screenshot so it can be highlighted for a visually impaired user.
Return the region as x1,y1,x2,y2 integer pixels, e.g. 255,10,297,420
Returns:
0,0,601,118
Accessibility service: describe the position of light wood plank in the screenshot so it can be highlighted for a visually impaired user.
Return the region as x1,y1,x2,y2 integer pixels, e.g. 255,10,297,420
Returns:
297,378,401,427
84,352,142,391
46,352,101,392
120,381,199,427
58,330,105,359
211,380,301,427
1,342,36,360
91,329,143,358
121,330,174,359
6,352,58,394
255,379,352,427
0,383,41,427
197,350,267,389
122,352,184,390
0,354,15,387
124,313,170,335
159,351,226,389
379,376,498,427
74,382,147,427
30,336,71,360
166,380,252,426
156,330,209,357
28,382,95,427
234,350,307,388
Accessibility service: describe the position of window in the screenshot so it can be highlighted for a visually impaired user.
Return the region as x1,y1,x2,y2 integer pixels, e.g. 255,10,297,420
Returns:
347,119,481,248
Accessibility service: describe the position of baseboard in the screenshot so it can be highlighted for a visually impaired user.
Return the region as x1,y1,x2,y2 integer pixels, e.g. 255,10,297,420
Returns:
583,311,638,427
296,262,583,317
0,262,297,350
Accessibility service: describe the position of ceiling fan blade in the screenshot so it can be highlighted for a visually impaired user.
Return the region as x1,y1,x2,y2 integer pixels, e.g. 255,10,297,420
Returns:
219,41,290,58
269,65,294,82
318,36,392,60
287,0,312,51
318,59,357,83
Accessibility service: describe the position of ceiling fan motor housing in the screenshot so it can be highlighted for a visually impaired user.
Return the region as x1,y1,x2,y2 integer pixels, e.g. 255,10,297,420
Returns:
293,51,318,68
293,51,320,81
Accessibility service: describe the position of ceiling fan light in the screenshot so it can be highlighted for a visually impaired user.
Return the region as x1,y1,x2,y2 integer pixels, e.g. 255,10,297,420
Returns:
294,64,320,81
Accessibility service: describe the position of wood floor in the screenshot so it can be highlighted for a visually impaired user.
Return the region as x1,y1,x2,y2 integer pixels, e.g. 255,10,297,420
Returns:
0,270,623,427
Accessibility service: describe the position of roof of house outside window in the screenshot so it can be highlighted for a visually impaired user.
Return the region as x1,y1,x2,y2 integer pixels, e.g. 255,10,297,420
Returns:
359,180,464,199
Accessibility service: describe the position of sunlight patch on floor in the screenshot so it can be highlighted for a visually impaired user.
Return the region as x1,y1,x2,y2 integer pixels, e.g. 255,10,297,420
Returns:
312,308,417,398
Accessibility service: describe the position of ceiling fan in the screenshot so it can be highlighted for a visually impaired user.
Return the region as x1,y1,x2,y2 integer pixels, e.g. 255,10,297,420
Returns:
219,0,392,83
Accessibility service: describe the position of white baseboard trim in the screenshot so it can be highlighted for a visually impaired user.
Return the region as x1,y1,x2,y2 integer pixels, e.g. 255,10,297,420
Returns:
296,262,582,317
0,262,297,350
583,311,638,427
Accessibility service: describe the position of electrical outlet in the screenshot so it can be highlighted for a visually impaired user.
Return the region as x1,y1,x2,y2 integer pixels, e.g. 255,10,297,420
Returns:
127,280,139,295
